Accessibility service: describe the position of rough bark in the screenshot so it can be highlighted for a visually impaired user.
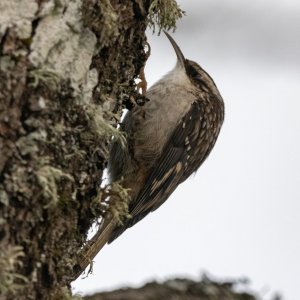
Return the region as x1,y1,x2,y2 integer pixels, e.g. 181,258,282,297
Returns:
83,276,263,300
0,0,183,298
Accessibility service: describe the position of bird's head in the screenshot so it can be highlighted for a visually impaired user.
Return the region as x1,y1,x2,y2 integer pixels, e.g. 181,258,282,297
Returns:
164,31,222,97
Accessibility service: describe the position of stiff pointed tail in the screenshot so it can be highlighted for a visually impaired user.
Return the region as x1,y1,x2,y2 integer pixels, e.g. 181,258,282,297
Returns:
72,219,116,280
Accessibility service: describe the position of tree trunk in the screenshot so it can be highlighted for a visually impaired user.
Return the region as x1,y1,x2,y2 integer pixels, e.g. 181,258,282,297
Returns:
0,0,183,298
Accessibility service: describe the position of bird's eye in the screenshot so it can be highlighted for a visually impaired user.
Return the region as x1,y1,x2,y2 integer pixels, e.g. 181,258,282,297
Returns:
195,74,202,81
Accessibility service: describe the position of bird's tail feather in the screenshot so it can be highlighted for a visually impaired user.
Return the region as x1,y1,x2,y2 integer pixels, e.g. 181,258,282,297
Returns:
73,219,116,280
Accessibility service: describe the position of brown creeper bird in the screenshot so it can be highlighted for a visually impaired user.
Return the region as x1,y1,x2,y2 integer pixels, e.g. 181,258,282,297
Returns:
74,31,224,279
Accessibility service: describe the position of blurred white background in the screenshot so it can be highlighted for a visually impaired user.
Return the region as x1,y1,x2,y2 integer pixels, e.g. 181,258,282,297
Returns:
73,0,300,299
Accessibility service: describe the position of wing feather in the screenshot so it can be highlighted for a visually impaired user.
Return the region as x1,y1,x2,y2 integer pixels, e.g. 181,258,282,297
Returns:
108,102,205,242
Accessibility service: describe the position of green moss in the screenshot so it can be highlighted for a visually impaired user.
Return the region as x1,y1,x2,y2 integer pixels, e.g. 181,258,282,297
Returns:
99,0,119,45
107,181,132,225
92,181,131,226
148,0,185,34
28,68,60,90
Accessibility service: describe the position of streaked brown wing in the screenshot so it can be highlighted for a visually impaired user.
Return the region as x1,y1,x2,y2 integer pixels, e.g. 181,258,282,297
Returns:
108,101,206,242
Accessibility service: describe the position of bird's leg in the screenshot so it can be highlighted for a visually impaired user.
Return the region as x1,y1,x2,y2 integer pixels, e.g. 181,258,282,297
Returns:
137,67,147,96
137,42,151,96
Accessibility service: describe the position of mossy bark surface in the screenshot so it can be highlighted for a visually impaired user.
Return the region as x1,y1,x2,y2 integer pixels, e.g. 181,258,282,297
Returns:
0,0,149,298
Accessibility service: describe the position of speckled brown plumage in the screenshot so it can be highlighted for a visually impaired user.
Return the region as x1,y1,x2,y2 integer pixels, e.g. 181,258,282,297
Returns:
74,31,224,279
108,34,224,241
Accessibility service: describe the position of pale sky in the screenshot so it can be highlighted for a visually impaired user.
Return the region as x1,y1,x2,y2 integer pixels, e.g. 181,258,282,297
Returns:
73,1,300,299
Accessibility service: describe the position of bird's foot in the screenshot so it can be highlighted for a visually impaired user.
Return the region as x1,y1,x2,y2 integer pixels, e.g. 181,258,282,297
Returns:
137,42,151,96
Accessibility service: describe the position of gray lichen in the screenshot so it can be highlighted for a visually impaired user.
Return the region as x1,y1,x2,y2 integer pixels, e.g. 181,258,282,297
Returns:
0,188,9,207
16,130,47,157
29,0,97,94
83,104,127,150
0,0,38,39
80,68,99,104
36,166,75,207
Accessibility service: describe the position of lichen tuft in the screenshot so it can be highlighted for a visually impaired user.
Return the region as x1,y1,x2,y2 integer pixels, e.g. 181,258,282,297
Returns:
148,0,185,34
0,246,28,297
83,104,127,151
36,166,75,207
